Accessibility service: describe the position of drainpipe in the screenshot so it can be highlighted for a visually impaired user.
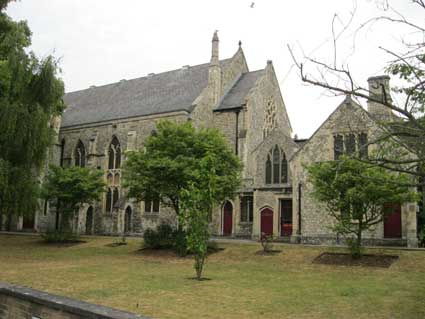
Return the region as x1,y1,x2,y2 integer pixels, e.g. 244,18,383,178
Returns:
235,110,240,155
297,183,302,236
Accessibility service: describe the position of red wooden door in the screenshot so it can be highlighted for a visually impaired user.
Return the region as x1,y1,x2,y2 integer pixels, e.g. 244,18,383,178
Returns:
223,201,233,236
261,208,273,236
384,204,402,238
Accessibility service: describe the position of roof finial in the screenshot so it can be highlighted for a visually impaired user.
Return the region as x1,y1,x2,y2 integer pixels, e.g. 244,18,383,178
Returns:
212,30,219,42
238,40,242,47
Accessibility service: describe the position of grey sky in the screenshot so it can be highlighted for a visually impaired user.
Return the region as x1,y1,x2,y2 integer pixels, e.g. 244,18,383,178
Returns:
6,0,420,138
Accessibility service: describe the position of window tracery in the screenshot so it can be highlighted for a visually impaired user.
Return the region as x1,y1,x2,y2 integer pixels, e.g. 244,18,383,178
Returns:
263,98,277,138
265,145,288,185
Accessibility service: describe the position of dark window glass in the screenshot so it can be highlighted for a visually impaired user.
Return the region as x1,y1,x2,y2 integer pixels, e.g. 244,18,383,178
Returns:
272,145,280,184
345,134,356,156
334,135,343,160
124,206,132,233
60,139,65,167
152,194,160,213
43,200,48,216
144,197,152,213
358,133,368,158
108,147,114,169
265,155,272,184
280,199,292,223
106,188,112,213
75,140,86,167
281,153,288,183
240,196,253,222
112,188,119,209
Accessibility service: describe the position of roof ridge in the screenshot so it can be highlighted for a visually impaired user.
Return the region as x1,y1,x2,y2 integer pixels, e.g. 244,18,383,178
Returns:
65,58,232,95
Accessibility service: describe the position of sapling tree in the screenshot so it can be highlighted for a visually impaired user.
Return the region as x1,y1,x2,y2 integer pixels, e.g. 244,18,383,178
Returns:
42,166,105,236
307,157,417,257
179,152,221,280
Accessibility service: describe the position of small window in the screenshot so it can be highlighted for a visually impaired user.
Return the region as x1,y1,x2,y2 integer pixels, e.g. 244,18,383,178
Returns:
240,196,253,222
145,193,160,213
358,133,368,158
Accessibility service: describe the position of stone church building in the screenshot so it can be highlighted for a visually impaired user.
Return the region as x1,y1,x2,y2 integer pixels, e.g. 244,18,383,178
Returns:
10,32,418,247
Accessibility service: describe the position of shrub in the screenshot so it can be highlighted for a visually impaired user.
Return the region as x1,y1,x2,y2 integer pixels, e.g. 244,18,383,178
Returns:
173,229,188,256
143,223,177,250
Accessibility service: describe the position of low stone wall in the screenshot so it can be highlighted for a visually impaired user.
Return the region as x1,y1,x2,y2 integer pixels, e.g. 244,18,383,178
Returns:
0,282,150,319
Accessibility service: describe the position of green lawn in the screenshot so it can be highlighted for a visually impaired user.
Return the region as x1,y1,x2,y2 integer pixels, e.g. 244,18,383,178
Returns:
0,234,424,319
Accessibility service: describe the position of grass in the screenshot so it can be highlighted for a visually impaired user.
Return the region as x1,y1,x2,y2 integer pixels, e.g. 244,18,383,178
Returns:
0,234,424,319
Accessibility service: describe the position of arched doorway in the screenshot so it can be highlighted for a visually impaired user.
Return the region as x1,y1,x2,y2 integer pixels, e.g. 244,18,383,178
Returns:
124,206,132,233
22,214,35,231
85,206,93,235
261,207,273,236
222,201,233,236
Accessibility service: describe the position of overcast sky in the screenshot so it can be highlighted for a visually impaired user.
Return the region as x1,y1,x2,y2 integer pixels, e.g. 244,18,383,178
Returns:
6,0,421,138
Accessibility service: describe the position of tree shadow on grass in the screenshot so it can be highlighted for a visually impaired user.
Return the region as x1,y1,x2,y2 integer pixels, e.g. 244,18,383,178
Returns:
313,252,399,268
105,242,128,247
255,249,282,256
134,246,225,258
186,277,212,281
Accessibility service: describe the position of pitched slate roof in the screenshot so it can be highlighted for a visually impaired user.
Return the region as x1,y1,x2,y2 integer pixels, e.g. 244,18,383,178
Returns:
214,70,263,111
62,60,229,128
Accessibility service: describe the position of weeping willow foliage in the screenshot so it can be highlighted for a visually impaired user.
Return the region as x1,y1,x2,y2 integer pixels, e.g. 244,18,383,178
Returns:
0,1,65,224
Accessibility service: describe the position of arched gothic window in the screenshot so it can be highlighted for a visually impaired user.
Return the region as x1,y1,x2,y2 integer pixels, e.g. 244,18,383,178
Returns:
124,206,132,233
74,140,86,167
265,145,288,185
105,187,120,213
108,136,121,169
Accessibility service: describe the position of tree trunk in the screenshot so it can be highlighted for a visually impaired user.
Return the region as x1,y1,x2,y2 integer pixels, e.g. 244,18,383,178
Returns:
354,222,363,259
195,255,205,281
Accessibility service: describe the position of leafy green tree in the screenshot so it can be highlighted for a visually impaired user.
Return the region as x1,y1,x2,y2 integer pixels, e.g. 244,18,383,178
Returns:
123,120,242,219
42,166,105,233
307,157,417,257
0,1,64,229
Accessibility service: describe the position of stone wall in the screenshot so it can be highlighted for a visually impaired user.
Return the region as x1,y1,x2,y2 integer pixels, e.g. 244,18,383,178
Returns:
53,112,189,235
0,282,149,319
